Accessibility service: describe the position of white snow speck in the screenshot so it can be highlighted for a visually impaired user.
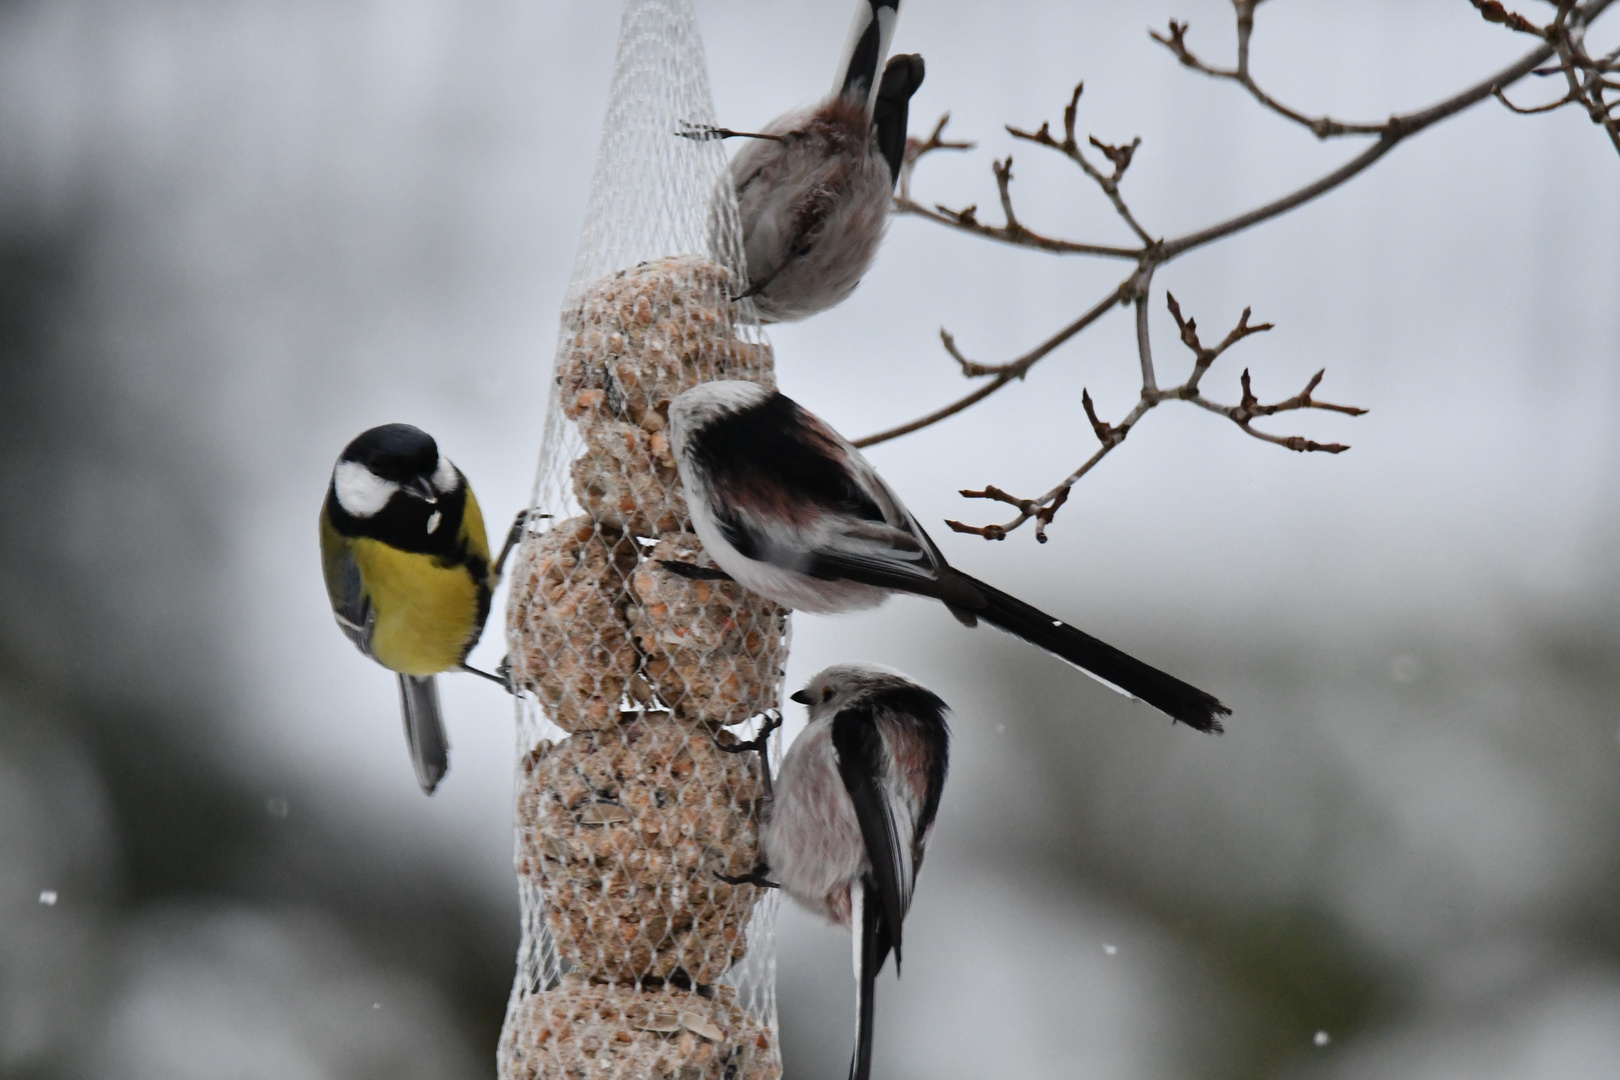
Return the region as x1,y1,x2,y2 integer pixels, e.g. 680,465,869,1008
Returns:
373,1002,382,1010
1314,1030,1331,1047
1102,943,1117,956
994,723,1006,734
38,890,57,906
1052,619,1063,627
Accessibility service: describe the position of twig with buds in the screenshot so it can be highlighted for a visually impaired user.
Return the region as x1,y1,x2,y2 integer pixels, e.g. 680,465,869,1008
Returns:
866,0,1613,539
895,113,1141,258
1148,4,1390,139
1474,0,1620,155
944,295,1366,542
1005,82,1155,244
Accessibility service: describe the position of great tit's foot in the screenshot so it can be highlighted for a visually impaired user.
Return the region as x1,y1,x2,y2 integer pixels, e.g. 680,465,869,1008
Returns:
461,661,516,695
716,867,778,889
658,559,734,582
494,510,549,579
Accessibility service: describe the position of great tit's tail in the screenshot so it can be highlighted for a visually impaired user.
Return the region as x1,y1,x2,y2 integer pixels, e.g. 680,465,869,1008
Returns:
873,54,925,185
945,571,1230,733
849,876,883,1080
397,674,450,794
834,0,901,111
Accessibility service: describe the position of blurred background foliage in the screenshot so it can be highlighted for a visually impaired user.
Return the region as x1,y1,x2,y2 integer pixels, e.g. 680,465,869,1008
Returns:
1,1,1618,1078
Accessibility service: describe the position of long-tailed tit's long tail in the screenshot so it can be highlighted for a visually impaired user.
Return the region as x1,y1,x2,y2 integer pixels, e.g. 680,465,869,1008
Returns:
834,0,901,110
943,571,1231,733
849,876,885,1080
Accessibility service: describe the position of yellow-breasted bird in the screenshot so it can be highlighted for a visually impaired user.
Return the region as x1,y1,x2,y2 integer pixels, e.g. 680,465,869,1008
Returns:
319,424,520,794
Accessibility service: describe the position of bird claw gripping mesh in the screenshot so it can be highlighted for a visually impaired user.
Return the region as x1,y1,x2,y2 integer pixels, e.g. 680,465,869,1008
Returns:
499,5,786,1077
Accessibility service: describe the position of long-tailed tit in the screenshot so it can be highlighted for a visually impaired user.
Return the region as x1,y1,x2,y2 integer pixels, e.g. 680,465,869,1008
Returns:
665,381,1231,732
756,663,950,1080
702,1,923,323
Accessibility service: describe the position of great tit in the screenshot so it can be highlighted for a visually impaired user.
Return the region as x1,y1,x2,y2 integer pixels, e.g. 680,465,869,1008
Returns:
319,423,517,794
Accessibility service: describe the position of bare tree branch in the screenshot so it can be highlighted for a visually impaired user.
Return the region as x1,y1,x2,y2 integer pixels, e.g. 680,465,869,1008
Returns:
944,297,1367,541
1148,8,1389,138
895,119,1142,258
1165,291,1273,392
870,0,1612,541
1479,0,1620,154
1493,84,1583,113
1156,13,1600,258
1469,0,1550,38
1134,270,1159,394
897,113,975,203
852,282,1133,447
896,198,1145,258
1005,82,1156,244
896,114,1141,257
867,0,1615,461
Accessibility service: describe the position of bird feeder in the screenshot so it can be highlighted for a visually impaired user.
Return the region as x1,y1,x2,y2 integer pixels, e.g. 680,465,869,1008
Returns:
498,3,786,1078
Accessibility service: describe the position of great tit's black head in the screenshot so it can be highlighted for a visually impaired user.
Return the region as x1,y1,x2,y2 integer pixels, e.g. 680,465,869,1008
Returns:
342,422,439,476
326,423,466,553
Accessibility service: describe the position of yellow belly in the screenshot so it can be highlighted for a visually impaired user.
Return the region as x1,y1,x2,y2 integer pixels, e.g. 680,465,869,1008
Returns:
353,538,484,676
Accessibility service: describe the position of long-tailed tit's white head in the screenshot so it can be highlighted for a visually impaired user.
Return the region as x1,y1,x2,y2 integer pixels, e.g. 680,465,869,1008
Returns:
667,381,1230,733
763,662,949,1080
719,1,925,323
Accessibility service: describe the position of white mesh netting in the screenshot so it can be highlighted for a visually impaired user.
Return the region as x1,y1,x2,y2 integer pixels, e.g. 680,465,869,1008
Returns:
498,3,786,1078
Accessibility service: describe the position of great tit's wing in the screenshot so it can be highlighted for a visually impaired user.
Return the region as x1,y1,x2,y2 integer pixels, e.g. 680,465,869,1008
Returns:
321,530,376,656
832,704,912,971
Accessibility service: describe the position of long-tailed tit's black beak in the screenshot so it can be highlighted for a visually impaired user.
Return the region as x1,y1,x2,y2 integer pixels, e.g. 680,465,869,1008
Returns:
789,689,813,705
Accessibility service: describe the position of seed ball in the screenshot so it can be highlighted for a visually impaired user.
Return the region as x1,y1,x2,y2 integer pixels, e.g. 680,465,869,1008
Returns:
499,977,780,1080
559,255,774,425
507,517,640,732
628,533,789,724
571,419,689,537
517,716,767,984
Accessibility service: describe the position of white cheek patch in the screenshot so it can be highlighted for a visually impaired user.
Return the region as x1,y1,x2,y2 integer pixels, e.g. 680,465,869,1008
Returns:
426,511,442,535
431,455,458,495
333,461,397,518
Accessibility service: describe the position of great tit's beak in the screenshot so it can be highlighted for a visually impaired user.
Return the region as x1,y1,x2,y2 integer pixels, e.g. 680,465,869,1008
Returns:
789,689,813,705
403,476,438,503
